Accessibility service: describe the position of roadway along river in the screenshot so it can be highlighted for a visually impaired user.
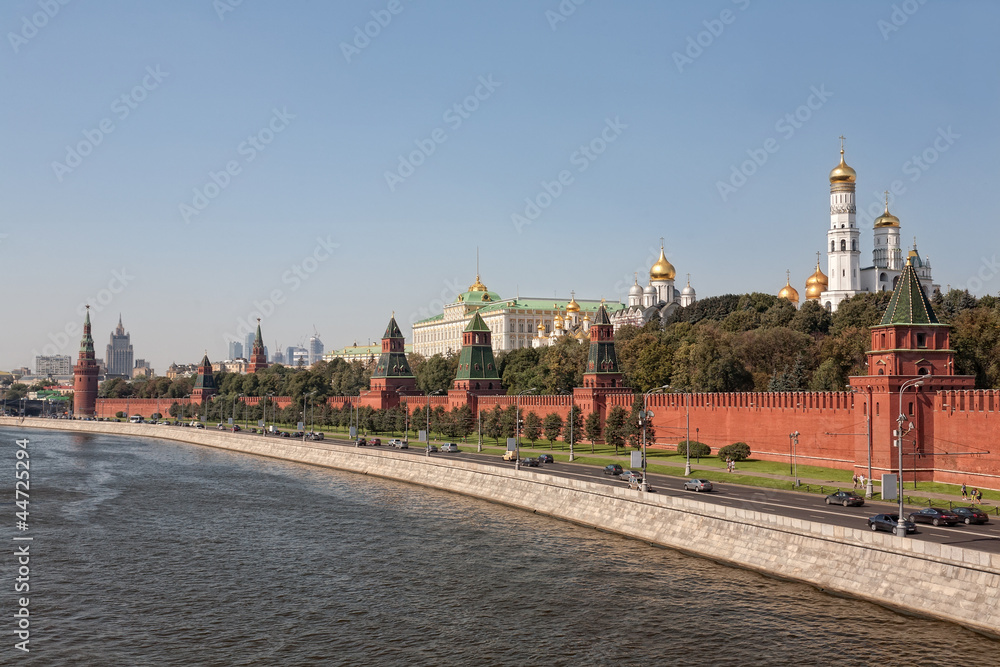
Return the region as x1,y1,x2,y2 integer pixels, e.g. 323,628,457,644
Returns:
2,427,997,665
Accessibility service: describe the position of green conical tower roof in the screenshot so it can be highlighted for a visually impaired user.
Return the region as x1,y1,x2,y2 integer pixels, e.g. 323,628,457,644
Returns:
79,307,95,356
455,312,500,383
383,315,404,339
879,259,939,326
372,314,414,379
194,354,217,391
464,311,491,332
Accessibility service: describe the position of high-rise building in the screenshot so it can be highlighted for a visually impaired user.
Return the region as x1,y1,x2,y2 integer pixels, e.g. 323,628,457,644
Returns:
245,333,255,360
105,315,134,378
35,355,72,376
308,334,324,365
228,341,244,360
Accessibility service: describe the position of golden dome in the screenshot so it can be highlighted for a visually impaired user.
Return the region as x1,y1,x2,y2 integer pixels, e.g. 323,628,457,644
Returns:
537,322,545,331
778,281,799,304
805,261,828,300
468,274,488,292
874,198,900,228
650,245,676,281
566,295,580,313
829,148,856,184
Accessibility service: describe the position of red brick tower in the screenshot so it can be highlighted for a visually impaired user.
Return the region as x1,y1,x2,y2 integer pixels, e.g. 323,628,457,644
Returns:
363,314,419,408
247,319,269,373
582,301,624,388
191,353,218,404
73,306,100,417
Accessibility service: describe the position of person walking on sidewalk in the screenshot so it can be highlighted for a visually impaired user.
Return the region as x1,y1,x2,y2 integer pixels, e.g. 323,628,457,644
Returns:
962,482,968,500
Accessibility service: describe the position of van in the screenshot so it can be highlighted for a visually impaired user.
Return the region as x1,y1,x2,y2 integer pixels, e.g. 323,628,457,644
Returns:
129,415,143,423
503,450,518,461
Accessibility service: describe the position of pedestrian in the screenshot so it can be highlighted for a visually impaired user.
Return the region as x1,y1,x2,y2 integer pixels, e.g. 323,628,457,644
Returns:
972,489,979,505
962,482,968,500
859,474,866,491
852,473,858,490
977,489,983,505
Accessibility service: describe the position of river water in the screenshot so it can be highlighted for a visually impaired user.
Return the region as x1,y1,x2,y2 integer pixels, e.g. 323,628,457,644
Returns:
1,427,996,666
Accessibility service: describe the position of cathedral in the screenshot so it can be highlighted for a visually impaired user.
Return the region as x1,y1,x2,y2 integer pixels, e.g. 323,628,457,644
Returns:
778,140,939,310
610,243,696,330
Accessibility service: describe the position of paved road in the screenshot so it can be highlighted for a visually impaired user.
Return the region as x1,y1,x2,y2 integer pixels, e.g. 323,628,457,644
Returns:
233,430,1000,556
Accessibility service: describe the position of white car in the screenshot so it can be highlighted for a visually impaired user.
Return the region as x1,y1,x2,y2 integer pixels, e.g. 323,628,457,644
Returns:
389,439,403,447
440,443,460,453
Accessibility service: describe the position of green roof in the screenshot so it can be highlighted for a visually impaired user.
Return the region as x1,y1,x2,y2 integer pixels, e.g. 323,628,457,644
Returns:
464,311,490,332
878,260,939,326
383,316,404,339
456,290,503,304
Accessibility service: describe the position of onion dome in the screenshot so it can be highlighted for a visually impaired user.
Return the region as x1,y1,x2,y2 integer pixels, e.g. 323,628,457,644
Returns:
778,271,799,304
681,276,696,297
553,308,564,328
536,322,545,333
829,147,856,184
566,294,580,313
650,244,676,281
628,276,643,298
874,196,900,228
805,261,829,300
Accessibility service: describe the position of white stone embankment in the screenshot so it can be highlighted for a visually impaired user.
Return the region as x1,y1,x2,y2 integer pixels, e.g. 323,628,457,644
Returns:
6,417,999,636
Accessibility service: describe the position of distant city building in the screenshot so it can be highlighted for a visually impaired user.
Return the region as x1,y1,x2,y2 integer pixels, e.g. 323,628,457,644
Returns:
308,334,324,365
132,366,153,379
105,315,134,378
271,349,285,365
323,343,392,367
228,341,244,360
165,363,199,379
287,347,310,367
244,333,255,361
35,355,72,376
212,359,248,374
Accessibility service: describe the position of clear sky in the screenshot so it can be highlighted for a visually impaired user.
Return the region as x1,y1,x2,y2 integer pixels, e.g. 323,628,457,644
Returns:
2,0,997,374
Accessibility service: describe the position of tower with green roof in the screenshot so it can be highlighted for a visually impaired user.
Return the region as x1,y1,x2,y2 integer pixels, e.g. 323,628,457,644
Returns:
453,311,502,392
192,354,218,403
582,302,624,388
865,258,957,378
247,319,269,373
368,314,418,397
73,305,99,417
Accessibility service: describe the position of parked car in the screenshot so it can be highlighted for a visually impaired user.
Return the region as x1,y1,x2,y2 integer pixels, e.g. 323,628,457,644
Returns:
426,444,438,453
952,506,990,525
537,454,554,463
603,464,624,476
440,443,460,453
867,513,916,534
907,507,961,527
683,478,714,492
826,490,865,507
356,437,367,446
503,450,519,461
520,457,540,467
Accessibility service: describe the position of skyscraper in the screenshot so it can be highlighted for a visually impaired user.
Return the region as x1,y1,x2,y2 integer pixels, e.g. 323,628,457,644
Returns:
228,341,244,360
106,315,134,378
308,334,324,365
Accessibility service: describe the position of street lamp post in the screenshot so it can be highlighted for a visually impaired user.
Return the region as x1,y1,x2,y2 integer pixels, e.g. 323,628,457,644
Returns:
896,378,924,536
640,385,670,492
849,385,874,498
515,388,537,470
789,431,800,486
477,409,482,452
265,392,274,436
302,391,315,443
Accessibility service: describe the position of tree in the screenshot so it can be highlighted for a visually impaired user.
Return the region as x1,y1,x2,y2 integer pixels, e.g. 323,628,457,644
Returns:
523,411,542,445
626,395,645,449
584,411,602,452
604,406,628,453
484,405,504,445
677,440,711,461
565,405,583,449
542,413,563,448
718,442,751,461
413,354,459,394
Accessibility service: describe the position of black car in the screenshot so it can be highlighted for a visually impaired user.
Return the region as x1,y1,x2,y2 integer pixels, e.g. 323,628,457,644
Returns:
603,464,623,476
520,457,540,467
537,454,554,463
356,437,367,446
868,513,916,534
952,506,990,525
825,490,865,507
907,507,960,527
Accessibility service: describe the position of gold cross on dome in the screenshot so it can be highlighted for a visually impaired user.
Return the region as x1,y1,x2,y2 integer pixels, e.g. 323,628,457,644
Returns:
839,135,845,151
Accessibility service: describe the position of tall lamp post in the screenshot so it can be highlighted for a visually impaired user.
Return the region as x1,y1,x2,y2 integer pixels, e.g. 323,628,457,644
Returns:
896,378,924,536
849,385,874,498
515,388,537,470
640,385,670,492
265,392,274,436
789,431,800,486
666,386,692,476
302,391,316,442
425,390,443,456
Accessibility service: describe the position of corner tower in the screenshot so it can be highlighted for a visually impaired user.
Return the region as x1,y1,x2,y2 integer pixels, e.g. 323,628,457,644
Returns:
453,311,501,392
192,354,218,403
821,138,861,310
582,301,623,388
73,306,99,417
369,314,418,395
247,319,269,373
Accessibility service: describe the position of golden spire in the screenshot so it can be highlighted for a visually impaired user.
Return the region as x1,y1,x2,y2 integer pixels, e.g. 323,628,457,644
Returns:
829,136,857,184
874,190,900,228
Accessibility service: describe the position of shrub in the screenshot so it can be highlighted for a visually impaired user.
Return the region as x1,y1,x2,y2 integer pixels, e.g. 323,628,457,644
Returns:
115,411,125,419
718,442,751,462
676,440,711,459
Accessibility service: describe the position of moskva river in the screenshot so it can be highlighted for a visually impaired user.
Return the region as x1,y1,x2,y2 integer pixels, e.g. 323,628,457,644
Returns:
2,427,997,666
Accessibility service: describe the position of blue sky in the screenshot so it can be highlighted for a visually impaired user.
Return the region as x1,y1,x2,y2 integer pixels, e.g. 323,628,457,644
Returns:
2,0,997,374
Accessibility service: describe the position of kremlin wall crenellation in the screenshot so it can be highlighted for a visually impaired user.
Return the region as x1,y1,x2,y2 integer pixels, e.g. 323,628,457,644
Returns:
71,146,999,489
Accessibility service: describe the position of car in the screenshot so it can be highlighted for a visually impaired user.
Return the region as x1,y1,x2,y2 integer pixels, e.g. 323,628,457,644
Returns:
520,457,540,467
217,423,226,430
389,439,403,447
397,441,408,449
620,470,643,482
503,450,519,461
440,443,459,453
279,431,290,438
369,438,382,446
306,432,324,441
683,479,714,492
190,421,205,429
603,464,624,476
293,431,305,438
907,507,961,527
868,513,916,534
426,444,438,453
952,506,989,525
356,437,367,446
826,490,865,507
231,425,242,432
537,454,554,463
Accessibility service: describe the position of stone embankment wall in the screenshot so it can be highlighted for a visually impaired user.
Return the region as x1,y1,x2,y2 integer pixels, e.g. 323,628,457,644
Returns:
4,417,998,637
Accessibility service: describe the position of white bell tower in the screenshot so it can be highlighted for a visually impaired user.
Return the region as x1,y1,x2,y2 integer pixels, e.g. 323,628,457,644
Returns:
820,137,861,310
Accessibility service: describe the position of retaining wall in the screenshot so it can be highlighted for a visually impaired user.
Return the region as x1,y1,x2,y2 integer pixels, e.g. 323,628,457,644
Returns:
4,417,998,637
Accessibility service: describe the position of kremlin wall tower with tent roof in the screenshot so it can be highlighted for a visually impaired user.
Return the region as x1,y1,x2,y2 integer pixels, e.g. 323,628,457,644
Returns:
74,145,998,489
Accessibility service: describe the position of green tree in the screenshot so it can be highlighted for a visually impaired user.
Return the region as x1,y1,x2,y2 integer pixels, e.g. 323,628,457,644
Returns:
565,405,583,448
584,411,602,451
542,413,563,448
604,406,628,453
523,411,542,445
412,353,459,394
484,404,504,445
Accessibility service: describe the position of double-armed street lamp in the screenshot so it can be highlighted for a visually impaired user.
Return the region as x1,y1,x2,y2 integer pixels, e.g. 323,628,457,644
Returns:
788,431,800,486
640,385,670,492
896,378,924,536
